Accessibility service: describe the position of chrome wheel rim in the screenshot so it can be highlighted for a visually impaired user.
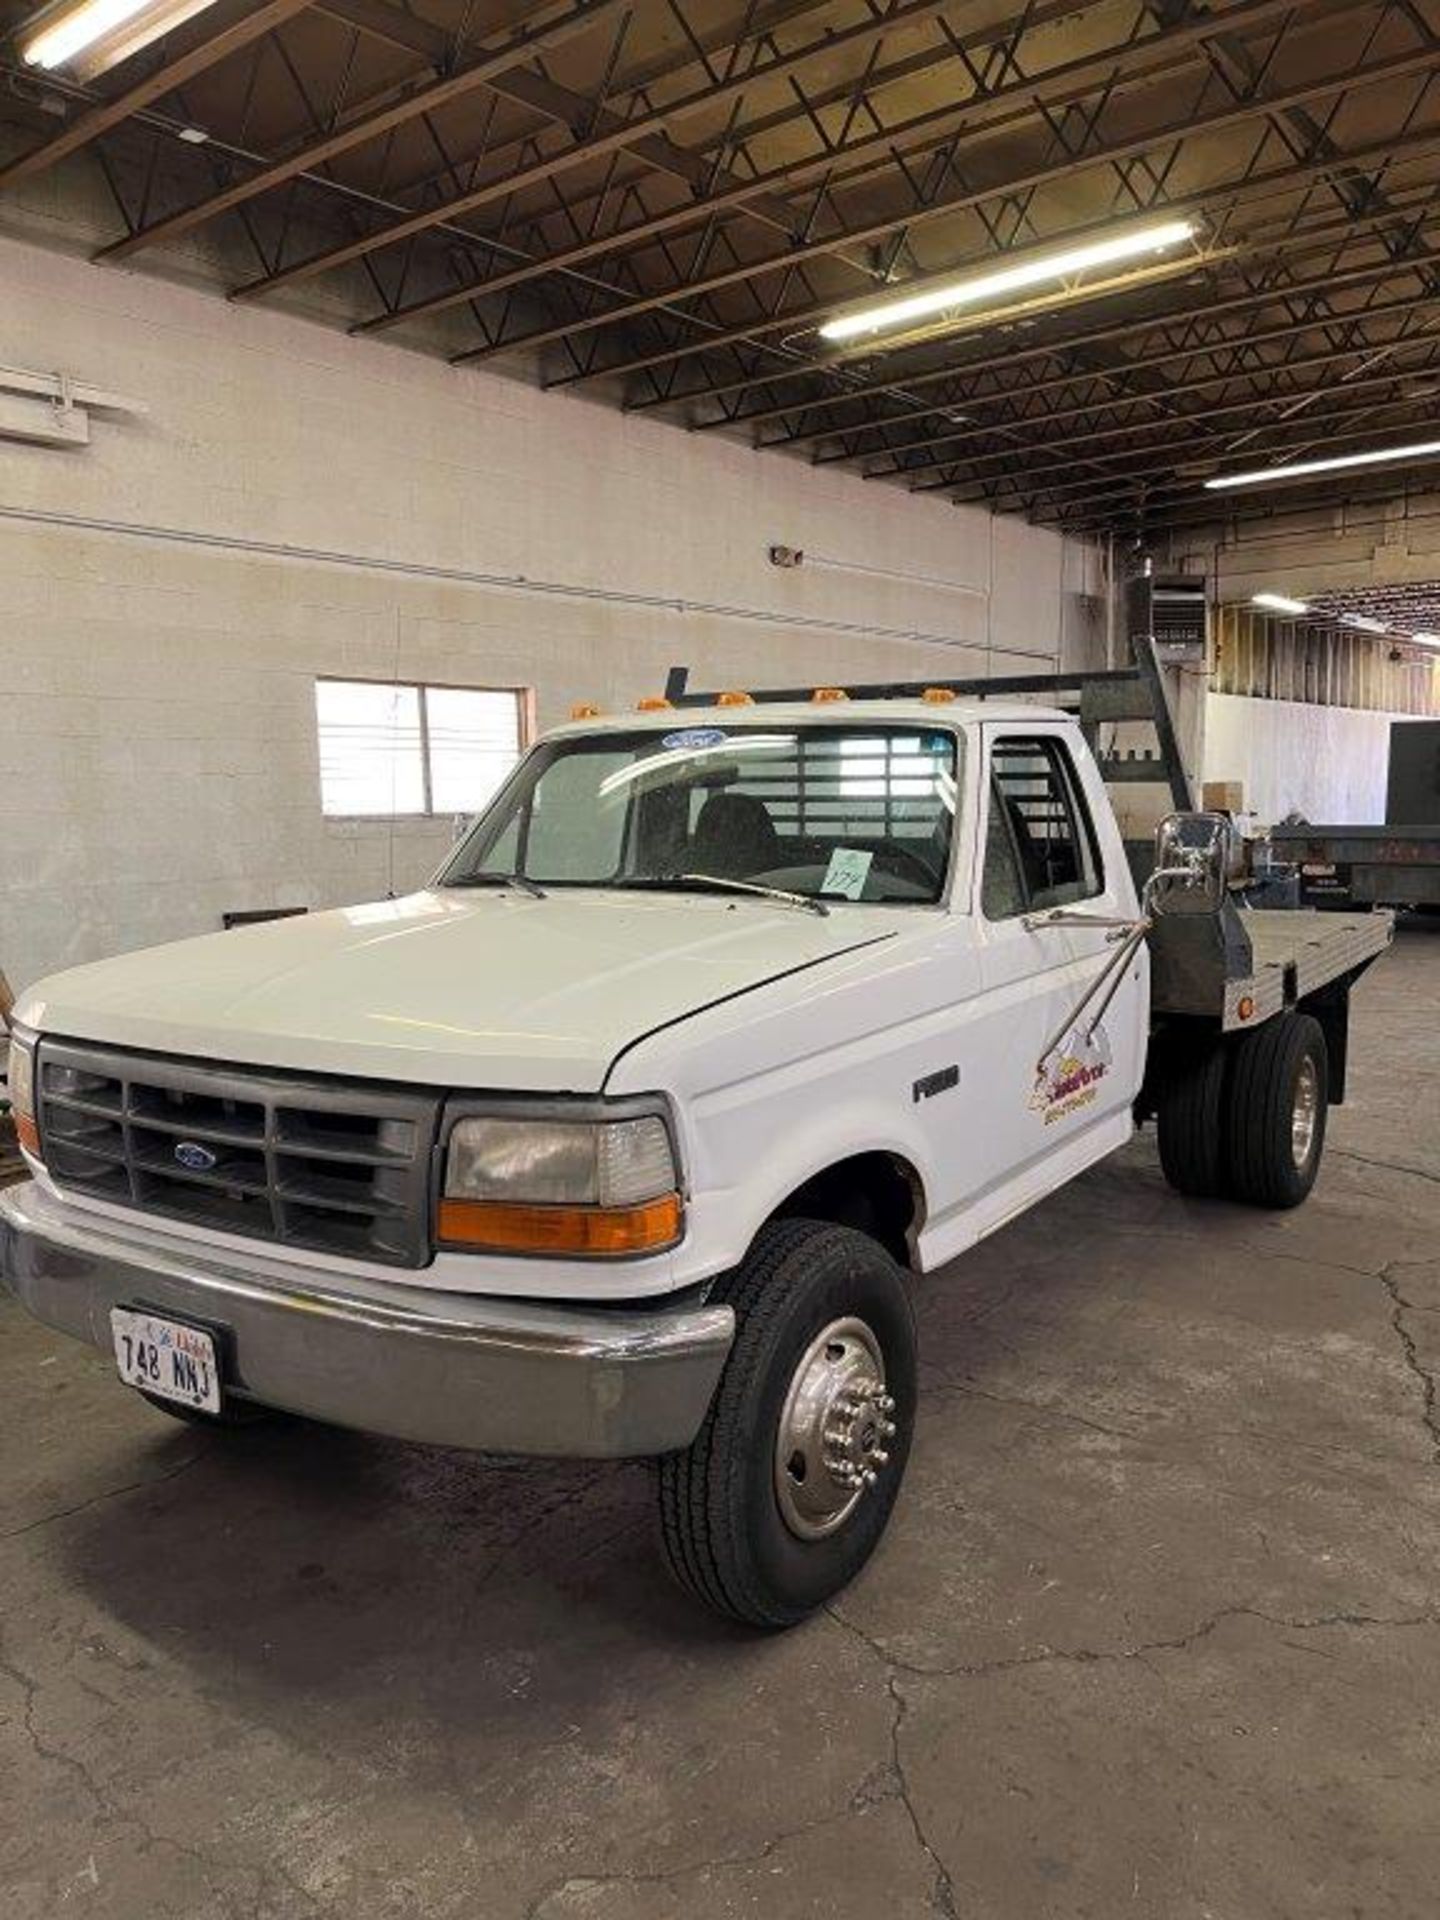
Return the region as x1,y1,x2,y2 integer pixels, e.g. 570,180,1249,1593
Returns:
1292,1055,1320,1169
774,1316,895,1541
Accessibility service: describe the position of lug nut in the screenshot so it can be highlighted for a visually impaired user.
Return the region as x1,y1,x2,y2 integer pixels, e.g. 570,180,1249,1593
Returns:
861,1467,878,1487
870,1448,889,1467
876,1393,895,1414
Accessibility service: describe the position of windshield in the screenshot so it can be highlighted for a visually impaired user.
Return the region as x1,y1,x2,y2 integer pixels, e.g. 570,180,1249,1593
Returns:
439,722,961,905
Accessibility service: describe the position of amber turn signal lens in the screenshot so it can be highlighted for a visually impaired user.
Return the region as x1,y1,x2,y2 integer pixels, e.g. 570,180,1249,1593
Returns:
811,686,849,703
438,1192,682,1256
717,690,754,705
15,1113,41,1159
636,696,673,711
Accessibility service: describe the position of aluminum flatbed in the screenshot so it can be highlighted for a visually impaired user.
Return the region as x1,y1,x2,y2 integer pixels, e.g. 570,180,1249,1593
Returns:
1148,904,1393,1032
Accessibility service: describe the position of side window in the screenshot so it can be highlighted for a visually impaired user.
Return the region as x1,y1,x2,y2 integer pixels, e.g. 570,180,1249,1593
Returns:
984,737,1103,918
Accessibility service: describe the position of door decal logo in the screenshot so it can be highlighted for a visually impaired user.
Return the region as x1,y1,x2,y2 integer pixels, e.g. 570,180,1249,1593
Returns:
1029,1025,1111,1125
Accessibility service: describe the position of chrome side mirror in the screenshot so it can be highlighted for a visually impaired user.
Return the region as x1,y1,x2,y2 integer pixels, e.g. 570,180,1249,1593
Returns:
1147,811,1233,917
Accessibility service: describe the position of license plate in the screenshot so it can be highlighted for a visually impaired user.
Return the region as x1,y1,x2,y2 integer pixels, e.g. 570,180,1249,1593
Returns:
1302,863,1337,876
111,1308,221,1414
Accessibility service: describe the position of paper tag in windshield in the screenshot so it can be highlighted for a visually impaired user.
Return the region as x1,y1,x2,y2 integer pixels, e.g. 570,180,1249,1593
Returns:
821,847,872,900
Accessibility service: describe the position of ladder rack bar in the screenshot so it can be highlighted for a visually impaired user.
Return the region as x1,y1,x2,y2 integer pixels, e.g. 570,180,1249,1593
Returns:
661,666,1143,705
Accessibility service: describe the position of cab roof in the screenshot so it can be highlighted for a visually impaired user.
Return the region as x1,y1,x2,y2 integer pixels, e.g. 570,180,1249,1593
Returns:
547,698,1073,738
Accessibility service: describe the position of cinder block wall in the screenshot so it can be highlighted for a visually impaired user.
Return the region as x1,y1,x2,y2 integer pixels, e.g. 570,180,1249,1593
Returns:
0,235,1102,991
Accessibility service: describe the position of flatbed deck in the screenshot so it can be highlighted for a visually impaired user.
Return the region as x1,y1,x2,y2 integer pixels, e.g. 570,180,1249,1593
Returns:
1226,908,1394,1028
1149,906,1393,1029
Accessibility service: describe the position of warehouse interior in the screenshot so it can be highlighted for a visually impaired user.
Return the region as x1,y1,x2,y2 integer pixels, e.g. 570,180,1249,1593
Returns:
2,0,1439,1915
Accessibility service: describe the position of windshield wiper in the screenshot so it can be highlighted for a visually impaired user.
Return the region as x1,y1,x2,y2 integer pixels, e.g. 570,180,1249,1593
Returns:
444,872,547,900
620,873,829,917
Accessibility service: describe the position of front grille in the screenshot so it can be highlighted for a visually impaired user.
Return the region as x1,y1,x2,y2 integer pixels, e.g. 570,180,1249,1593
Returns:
37,1039,438,1267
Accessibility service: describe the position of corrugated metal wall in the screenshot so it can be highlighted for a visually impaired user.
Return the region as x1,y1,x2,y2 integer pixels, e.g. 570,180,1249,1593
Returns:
1212,606,1440,715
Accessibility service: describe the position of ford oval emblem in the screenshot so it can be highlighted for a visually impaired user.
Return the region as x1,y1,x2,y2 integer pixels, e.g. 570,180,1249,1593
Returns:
174,1140,218,1172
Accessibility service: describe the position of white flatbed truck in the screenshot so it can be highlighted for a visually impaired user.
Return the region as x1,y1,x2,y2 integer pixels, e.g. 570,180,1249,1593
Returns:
1,668,1391,1626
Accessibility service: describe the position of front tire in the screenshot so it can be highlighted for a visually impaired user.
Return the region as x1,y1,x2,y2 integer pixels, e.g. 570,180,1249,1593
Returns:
658,1218,917,1629
1224,1012,1328,1209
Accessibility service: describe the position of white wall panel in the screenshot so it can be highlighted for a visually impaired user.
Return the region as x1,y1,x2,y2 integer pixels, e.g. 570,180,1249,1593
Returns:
0,235,1099,991
1204,692,1404,825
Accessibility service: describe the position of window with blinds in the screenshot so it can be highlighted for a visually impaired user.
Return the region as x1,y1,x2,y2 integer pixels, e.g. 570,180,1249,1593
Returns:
315,679,526,818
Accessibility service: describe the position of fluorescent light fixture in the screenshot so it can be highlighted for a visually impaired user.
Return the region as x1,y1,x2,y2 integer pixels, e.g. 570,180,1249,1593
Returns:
1206,438,1440,492
1251,592,1309,616
21,0,220,77
1412,631,1440,647
819,217,1198,344
1341,614,1389,634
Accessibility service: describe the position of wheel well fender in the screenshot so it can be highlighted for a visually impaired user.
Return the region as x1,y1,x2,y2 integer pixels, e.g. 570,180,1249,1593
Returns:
765,1151,926,1268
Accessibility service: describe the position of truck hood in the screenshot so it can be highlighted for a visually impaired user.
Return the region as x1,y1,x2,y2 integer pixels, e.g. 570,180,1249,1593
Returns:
16,889,893,1092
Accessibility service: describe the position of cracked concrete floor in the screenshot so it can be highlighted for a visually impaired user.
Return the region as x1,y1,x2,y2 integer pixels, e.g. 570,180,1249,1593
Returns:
3,926,1439,1920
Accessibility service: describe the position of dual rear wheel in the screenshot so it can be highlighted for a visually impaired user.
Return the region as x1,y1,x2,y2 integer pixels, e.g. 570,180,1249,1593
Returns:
1157,1010,1328,1209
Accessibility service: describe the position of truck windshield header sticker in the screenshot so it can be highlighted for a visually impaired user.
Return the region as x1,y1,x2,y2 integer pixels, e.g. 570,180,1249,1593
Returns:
660,728,729,751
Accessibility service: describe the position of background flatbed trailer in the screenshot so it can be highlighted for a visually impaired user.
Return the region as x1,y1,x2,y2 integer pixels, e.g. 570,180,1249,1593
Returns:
1269,719,1440,911
1269,825,1440,910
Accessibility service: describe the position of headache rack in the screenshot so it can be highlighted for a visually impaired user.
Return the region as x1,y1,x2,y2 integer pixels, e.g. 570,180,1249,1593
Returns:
665,578,1193,818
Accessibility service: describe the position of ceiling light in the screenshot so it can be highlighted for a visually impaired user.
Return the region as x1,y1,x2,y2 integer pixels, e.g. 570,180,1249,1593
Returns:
1341,615,1389,634
1410,631,1440,649
20,0,221,80
1206,438,1440,492
819,217,1199,345
1252,592,1309,616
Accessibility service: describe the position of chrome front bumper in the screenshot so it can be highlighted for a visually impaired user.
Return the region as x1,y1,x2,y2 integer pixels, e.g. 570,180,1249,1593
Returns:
0,1181,734,1457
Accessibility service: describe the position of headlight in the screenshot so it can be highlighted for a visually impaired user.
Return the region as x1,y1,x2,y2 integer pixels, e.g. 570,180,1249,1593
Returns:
7,1027,40,1161
439,1110,682,1256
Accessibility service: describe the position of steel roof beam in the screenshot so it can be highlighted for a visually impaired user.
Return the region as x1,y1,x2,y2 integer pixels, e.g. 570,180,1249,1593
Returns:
837,278,1440,474
260,0,841,269
555,168,1426,399
220,0,956,302
304,0,908,269
789,207,1440,456
450,29,1438,368
91,0,639,263
897,347,1440,497
0,0,314,191
330,0,1305,338
937,382,1440,514
674,126,1440,431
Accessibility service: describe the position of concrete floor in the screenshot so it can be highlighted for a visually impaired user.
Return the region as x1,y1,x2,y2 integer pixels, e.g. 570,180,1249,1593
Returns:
3,927,1439,1920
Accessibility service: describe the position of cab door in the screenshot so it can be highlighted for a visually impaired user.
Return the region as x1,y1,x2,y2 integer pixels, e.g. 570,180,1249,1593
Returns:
965,724,1147,1215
